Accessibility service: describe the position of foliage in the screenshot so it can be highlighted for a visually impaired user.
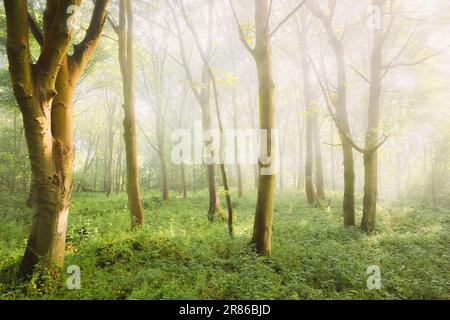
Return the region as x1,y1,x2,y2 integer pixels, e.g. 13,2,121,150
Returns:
0,191,448,300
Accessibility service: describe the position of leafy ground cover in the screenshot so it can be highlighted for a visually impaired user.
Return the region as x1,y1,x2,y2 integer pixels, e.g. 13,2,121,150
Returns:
0,190,448,299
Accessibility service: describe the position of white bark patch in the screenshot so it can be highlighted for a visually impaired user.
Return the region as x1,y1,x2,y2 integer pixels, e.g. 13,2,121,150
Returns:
57,208,69,235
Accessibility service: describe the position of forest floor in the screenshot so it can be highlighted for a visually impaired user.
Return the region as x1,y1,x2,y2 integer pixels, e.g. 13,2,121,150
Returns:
0,190,449,300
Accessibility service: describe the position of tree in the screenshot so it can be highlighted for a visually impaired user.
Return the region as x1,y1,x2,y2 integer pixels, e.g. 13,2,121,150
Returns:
3,0,109,276
306,0,356,225
230,0,306,255
178,0,235,235
109,0,145,228
296,12,317,206
167,0,220,221
139,42,170,201
105,90,117,197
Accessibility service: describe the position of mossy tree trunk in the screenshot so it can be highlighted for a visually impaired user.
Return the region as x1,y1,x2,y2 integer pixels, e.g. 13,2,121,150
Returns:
4,0,109,277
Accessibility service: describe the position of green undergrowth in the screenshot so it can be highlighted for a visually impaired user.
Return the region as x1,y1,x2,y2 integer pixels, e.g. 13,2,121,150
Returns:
0,190,448,300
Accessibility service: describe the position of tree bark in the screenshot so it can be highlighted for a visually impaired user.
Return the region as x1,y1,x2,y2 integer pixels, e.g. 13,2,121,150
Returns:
361,0,384,232
251,0,276,255
105,94,116,197
313,114,325,199
297,14,316,205
117,0,144,228
167,0,218,220
232,88,244,197
180,162,187,199
4,0,109,277
307,2,356,225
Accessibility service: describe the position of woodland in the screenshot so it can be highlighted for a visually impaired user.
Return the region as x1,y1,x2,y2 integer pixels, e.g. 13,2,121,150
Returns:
0,0,449,300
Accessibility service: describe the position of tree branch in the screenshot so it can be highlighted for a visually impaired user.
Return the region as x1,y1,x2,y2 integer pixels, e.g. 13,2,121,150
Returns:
269,0,306,38
72,0,110,71
382,45,449,77
309,54,387,154
27,12,44,47
228,0,255,57
165,0,202,103
4,0,33,99
35,0,78,88
346,63,371,84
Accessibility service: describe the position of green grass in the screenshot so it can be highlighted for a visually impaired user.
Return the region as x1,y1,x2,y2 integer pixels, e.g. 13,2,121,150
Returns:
0,189,449,300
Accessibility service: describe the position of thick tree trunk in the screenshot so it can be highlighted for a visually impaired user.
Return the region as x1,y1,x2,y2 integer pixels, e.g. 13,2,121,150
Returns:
19,93,73,276
251,0,276,256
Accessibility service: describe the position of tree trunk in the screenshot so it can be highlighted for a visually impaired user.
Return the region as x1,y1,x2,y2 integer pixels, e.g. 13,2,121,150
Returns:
326,20,355,226
180,162,187,199
105,98,115,197
118,0,144,228
298,15,316,205
10,111,23,194
251,0,276,255
313,115,325,199
19,59,75,277
168,0,218,220
232,88,244,197
361,0,384,233
158,142,169,200
115,139,123,192
5,0,109,277
297,101,304,190
201,97,219,221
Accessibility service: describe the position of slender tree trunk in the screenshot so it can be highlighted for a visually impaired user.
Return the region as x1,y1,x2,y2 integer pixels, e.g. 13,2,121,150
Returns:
298,15,316,205
105,98,116,197
10,111,23,194
297,102,304,190
201,93,219,221
251,0,276,255
180,162,187,199
158,140,169,200
192,164,196,193
115,139,123,192
106,130,114,196
306,1,356,220
361,0,384,233
329,120,336,192
313,115,325,199
330,25,355,226
232,88,244,197
118,0,144,227
168,0,218,220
